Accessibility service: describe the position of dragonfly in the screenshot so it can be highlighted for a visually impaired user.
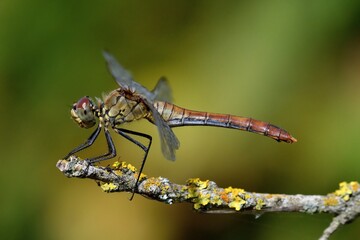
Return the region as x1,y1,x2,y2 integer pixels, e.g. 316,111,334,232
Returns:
65,51,297,199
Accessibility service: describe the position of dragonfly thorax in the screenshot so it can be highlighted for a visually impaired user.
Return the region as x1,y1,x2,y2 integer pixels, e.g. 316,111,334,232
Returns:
103,89,150,127
71,96,97,128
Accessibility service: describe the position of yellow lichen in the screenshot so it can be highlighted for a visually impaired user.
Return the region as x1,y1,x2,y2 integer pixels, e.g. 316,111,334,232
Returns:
335,182,353,201
143,178,160,190
224,187,245,196
193,202,201,210
112,161,121,169
133,172,147,182
186,178,213,210
254,198,265,210
160,184,170,195
126,163,137,172
186,187,198,199
228,197,246,211
117,161,137,172
139,173,147,180
199,194,210,205
121,162,127,168
224,187,234,193
244,194,251,199
350,181,359,191
193,193,211,210
228,201,240,210
187,178,209,189
186,178,210,201
112,170,122,176
210,194,223,206
100,183,117,192
324,196,339,206
186,178,199,185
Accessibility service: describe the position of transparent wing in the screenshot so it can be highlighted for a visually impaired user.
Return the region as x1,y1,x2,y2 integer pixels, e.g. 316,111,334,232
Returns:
102,51,155,101
146,99,180,161
151,76,173,102
103,51,179,160
102,51,134,87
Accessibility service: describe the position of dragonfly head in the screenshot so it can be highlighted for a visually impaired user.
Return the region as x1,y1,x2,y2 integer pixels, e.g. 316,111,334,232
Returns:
71,96,97,128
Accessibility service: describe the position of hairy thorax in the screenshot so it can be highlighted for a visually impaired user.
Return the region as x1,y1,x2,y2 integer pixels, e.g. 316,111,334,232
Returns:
102,89,150,128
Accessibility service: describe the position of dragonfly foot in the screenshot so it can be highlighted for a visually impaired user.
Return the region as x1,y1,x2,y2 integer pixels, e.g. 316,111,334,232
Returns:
104,164,113,172
129,177,142,201
81,159,93,172
129,188,137,201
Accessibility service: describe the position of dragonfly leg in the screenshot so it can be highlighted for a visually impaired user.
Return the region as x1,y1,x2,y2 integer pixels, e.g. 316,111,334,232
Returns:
114,128,152,200
64,125,102,159
88,128,117,163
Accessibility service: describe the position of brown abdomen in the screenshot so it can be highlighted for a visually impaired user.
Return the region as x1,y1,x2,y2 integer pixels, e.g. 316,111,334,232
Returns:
153,101,297,143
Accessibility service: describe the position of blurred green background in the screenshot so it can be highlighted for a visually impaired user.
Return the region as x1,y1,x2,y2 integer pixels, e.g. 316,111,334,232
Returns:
1,0,359,239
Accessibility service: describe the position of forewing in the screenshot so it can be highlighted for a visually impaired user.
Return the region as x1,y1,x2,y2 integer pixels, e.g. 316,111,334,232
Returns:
102,50,134,88
102,51,156,100
151,76,173,102
146,100,179,161
103,51,179,159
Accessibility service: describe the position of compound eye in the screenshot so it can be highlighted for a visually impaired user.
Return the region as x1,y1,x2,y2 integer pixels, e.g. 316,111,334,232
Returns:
76,97,91,110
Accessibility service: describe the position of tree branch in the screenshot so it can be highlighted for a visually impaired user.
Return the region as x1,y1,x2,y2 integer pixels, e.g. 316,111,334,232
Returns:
56,156,359,240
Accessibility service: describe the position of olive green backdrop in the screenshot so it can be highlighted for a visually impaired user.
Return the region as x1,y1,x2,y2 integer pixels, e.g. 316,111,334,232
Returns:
1,1,359,239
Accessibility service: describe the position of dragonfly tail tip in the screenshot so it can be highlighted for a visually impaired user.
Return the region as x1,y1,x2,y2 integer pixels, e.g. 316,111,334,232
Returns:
290,136,297,143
